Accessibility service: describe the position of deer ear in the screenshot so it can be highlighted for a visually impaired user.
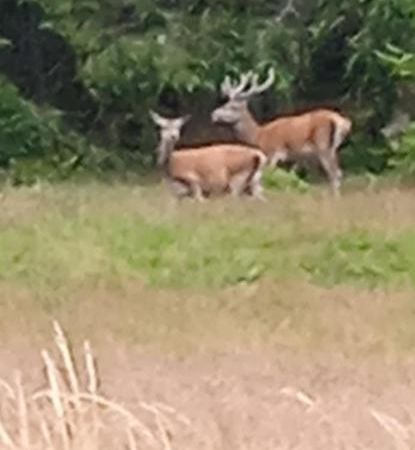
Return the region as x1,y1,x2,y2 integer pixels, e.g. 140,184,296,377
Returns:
175,114,190,128
149,110,168,127
180,114,191,126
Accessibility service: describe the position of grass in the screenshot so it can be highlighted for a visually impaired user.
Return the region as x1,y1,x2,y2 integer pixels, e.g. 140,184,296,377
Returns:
0,321,187,450
0,178,414,292
303,228,415,287
1,178,415,448
4,320,415,450
0,178,413,355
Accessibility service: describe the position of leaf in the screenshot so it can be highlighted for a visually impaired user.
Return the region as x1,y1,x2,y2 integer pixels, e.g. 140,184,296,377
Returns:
39,21,54,31
0,38,12,48
77,0,100,13
384,42,406,56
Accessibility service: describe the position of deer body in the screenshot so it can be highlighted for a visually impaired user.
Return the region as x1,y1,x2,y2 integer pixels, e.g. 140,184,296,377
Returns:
212,68,352,195
150,111,266,201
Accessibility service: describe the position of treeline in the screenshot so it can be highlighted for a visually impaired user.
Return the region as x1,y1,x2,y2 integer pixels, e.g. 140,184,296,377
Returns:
0,0,415,183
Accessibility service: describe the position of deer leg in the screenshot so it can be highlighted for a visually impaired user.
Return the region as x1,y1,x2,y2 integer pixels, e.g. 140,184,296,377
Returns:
189,180,205,202
318,153,342,196
169,179,191,200
172,177,205,202
229,176,245,197
246,167,266,201
269,150,287,169
249,181,266,201
229,171,252,198
230,166,267,201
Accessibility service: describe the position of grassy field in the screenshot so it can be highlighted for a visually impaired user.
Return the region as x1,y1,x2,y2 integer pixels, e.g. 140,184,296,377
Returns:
1,177,415,449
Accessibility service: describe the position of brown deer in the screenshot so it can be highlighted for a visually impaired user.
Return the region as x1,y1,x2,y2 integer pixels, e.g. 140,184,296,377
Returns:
150,110,267,202
211,68,352,196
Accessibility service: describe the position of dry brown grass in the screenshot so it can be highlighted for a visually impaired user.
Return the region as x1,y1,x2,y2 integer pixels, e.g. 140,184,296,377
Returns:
0,321,193,450
2,318,415,449
0,278,415,359
0,178,414,232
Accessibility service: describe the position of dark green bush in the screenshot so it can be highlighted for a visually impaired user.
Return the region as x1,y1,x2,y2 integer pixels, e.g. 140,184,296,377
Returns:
389,123,415,177
0,0,414,181
0,76,55,165
0,76,119,184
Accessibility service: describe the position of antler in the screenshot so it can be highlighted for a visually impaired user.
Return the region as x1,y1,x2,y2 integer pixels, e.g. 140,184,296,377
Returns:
236,67,276,100
220,68,275,100
220,70,253,99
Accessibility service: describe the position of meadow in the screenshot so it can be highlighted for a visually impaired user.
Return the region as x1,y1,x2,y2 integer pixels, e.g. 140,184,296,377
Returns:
1,175,415,449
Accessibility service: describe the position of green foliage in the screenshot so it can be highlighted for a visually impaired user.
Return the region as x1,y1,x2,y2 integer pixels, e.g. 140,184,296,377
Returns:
263,167,310,193
375,43,415,80
306,0,415,135
0,76,120,185
1,0,415,180
341,138,392,174
389,122,415,176
303,229,415,287
344,0,414,101
0,77,55,165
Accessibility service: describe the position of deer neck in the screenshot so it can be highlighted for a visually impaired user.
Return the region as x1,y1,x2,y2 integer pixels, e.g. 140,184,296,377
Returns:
157,138,175,175
234,108,260,147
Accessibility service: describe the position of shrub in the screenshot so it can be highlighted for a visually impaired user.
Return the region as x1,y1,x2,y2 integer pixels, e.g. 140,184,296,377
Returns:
1,0,415,179
262,167,310,193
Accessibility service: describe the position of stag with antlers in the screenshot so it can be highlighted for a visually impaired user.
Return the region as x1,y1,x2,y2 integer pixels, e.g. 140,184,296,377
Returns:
211,68,352,196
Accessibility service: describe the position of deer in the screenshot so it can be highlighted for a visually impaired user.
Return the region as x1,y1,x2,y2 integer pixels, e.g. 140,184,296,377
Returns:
211,68,353,196
149,110,267,202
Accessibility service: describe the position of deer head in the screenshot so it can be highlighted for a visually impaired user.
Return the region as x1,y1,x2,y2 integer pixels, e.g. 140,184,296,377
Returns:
149,110,190,165
211,68,275,126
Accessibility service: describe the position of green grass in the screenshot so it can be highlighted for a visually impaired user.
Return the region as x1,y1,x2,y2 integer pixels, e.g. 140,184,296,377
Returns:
303,229,415,287
0,179,414,357
0,180,415,293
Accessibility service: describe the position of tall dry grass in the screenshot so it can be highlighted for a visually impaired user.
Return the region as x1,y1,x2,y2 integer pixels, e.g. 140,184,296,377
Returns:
3,322,415,450
0,321,191,450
